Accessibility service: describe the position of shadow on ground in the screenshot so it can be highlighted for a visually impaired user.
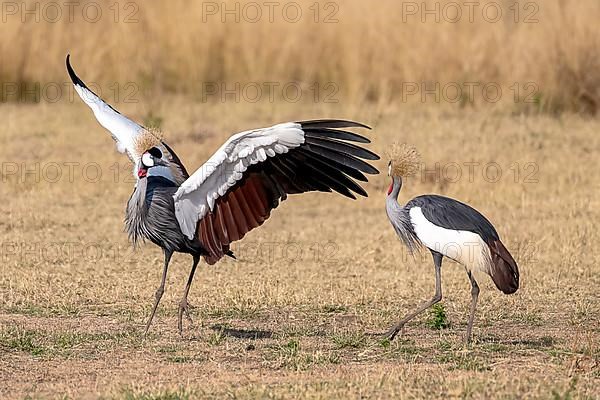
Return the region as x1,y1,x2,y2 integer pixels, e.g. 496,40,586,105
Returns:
210,324,273,339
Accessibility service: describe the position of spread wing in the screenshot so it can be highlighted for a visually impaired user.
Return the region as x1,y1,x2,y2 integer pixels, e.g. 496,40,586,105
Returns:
66,55,189,183
66,54,143,162
173,120,379,264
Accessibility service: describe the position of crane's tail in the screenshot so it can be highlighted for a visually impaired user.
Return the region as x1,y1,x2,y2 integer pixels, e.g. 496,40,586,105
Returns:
487,240,520,294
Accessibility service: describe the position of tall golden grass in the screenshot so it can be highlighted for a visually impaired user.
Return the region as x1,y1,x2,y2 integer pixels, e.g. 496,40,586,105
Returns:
1,0,600,112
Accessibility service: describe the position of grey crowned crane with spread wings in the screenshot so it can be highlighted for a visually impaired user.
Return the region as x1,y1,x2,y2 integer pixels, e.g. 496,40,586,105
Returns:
66,55,380,335
384,145,519,343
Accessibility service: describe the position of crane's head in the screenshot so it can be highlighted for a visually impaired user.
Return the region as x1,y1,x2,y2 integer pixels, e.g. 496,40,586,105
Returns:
134,128,170,179
139,146,168,177
129,127,189,185
385,143,420,194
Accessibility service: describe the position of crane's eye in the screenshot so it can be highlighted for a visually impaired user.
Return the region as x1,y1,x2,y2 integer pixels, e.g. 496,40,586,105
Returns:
148,147,162,158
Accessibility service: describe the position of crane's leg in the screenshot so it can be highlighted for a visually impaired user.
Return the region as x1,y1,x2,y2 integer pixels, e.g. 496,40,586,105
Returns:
465,271,480,344
178,254,200,335
384,251,443,341
145,249,173,335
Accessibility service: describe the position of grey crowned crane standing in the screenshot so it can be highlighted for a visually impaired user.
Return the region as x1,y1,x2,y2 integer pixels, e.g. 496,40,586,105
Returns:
384,145,519,343
66,55,380,335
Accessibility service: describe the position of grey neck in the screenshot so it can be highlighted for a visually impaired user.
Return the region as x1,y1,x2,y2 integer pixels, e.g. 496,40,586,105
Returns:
386,176,404,224
126,177,149,246
147,165,176,183
387,176,403,206
385,175,420,252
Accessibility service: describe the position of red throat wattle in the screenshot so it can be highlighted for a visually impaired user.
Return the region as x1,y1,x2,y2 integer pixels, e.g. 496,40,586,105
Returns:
387,182,393,195
137,168,147,178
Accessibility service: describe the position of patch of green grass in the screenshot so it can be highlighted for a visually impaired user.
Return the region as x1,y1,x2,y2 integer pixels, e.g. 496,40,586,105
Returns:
378,337,422,359
280,325,326,338
116,387,195,400
266,339,340,370
6,303,80,317
387,338,422,357
0,325,144,358
6,305,48,316
436,339,453,351
538,336,556,347
155,344,201,364
156,345,181,354
207,329,226,346
331,332,366,349
482,342,509,353
518,336,556,349
322,304,348,313
514,311,544,327
452,356,489,372
437,352,490,372
301,350,341,367
267,339,300,369
0,326,45,356
284,339,300,357
166,355,194,363
426,304,450,330
551,377,578,400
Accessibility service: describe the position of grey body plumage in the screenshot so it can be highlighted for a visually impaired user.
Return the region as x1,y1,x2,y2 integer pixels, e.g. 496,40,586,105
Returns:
126,176,202,254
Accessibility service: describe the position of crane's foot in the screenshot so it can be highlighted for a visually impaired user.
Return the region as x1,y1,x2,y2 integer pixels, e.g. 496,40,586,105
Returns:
177,299,194,335
144,286,165,336
383,324,404,341
464,333,474,346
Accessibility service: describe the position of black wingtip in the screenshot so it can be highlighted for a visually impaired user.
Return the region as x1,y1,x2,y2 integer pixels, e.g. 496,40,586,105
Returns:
226,250,237,260
66,54,86,89
338,120,371,130
343,120,371,130
299,119,372,130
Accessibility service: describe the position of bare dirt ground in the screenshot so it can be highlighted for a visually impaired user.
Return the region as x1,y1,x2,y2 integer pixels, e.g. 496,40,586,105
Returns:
0,100,598,399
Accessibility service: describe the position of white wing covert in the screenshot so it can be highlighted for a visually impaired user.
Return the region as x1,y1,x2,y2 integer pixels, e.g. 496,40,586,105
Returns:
173,122,305,239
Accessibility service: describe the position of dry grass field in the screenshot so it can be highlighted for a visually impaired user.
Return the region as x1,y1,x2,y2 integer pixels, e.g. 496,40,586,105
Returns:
2,0,600,112
1,99,599,399
1,0,600,399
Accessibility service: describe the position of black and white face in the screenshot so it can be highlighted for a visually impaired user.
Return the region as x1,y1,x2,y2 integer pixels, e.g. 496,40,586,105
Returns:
387,161,392,177
138,147,166,178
